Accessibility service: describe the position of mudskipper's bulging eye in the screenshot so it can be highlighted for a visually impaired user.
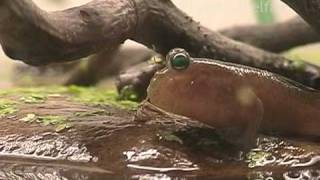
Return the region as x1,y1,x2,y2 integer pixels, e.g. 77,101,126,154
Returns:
168,49,191,70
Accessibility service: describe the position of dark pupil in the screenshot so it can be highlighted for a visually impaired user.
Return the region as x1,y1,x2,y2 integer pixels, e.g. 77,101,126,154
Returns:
171,55,190,70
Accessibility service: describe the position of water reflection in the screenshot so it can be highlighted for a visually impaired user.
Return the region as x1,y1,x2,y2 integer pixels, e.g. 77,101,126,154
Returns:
0,129,318,179
284,170,320,180
246,137,320,168
0,133,95,162
0,160,111,180
123,147,199,173
247,171,274,180
127,164,199,173
131,173,193,180
131,174,172,180
124,149,160,162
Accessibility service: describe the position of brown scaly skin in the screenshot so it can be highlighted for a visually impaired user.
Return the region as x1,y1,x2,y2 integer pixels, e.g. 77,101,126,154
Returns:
145,49,320,149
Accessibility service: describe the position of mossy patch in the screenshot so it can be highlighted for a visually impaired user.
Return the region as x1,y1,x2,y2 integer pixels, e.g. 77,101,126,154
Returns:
67,86,138,110
74,109,113,117
0,99,18,118
158,131,184,145
0,86,66,97
118,85,140,102
0,86,137,132
0,86,138,110
20,113,70,132
158,128,233,153
245,150,273,168
20,94,47,104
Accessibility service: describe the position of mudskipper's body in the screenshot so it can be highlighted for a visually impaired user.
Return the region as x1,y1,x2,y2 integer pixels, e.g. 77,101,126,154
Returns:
146,48,320,148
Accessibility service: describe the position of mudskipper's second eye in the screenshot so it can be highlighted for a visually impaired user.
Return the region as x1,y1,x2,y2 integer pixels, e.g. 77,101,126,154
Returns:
170,53,190,70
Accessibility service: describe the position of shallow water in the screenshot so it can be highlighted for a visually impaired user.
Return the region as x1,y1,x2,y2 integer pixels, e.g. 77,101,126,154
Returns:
0,128,318,180
0,93,318,180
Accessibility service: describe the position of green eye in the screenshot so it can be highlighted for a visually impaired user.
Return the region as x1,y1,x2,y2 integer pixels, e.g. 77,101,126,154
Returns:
170,53,190,70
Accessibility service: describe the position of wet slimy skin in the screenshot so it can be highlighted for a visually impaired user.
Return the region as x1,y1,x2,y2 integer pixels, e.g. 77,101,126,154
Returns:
146,48,320,148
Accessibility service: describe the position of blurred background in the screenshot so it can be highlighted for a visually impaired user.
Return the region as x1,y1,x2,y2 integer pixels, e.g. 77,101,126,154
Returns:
0,0,318,88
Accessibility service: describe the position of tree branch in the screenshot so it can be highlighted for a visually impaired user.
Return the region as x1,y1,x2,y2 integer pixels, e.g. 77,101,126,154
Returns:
0,0,137,65
51,17,320,88
220,17,320,53
1,0,320,89
281,0,320,33
65,46,154,86
51,16,316,87
116,62,164,101
132,0,320,89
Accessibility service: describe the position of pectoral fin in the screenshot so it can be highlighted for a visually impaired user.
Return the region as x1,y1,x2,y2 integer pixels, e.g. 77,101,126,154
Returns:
217,98,264,150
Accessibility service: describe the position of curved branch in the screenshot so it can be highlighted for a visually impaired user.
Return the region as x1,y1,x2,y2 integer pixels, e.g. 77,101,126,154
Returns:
65,46,154,86
1,0,320,89
133,0,320,88
0,0,137,65
220,17,320,53
116,62,164,101
281,0,320,33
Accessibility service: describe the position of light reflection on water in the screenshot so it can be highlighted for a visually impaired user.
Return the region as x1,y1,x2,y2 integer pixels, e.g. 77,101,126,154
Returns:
248,170,320,180
123,147,199,173
283,170,320,180
246,137,320,169
124,149,160,162
131,174,172,180
0,133,96,163
0,160,111,180
0,132,317,179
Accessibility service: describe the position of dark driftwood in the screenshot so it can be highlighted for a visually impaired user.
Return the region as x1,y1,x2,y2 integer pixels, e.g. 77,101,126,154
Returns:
61,17,320,86
132,1,320,89
220,17,320,53
116,17,320,97
65,46,121,86
72,17,320,87
65,47,155,86
1,0,320,89
281,0,320,33
0,0,137,65
116,62,164,100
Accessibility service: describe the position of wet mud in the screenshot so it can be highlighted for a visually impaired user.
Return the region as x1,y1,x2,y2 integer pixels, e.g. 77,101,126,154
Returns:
0,91,319,180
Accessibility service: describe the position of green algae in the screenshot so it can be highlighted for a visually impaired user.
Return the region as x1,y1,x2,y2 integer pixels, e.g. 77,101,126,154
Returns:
118,85,140,102
20,94,47,104
245,150,273,168
0,99,18,118
74,109,113,117
0,86,138,110
0,86,66,97
158,131,184,145
158,128,232,153
67,86,138,110
20,113,71,132
1,86,137,131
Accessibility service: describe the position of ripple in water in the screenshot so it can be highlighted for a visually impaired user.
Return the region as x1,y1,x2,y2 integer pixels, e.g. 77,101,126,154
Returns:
0,133,96,163
0,160,112,180
123,147,199,173
284,170,320,180
246,137,320,168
